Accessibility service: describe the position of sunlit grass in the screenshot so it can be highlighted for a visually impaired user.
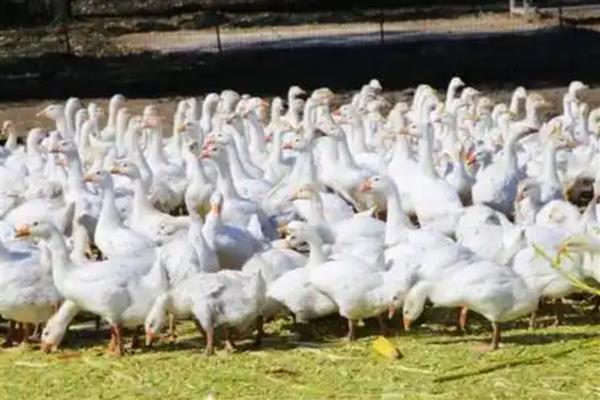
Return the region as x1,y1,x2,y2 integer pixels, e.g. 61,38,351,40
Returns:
1,305,599,400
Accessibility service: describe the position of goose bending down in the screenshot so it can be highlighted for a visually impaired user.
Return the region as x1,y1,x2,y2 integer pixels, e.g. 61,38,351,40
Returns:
267,222,339,324
202,192,263,270
110,161,189,242
145,269,266,355
16,221,165,355
0,239,61,345
84,170,154,258
402,260,541,351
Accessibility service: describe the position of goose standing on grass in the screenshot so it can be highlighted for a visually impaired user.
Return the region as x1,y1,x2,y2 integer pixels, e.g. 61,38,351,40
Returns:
15,221,164,356
0,238,61,346
402,259,541,351
145,269,266,355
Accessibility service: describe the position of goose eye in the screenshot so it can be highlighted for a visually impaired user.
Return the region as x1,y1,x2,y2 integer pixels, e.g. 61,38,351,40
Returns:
33,222,39,226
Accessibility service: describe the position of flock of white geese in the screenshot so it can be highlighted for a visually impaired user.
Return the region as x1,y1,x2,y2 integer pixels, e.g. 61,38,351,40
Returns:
1,78,599,356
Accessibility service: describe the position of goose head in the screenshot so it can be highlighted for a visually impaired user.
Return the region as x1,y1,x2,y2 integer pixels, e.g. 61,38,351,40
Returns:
1,120,16,137
208,191,224,216
26,128,48,149
288,85,307,100
448,76,465,92
283,220,320,248
37,104,65,121
14,220,55,240
357,175,389,195
516,179,541,204
49,139,77,158
40,307,69,353
144,294,170,346
220,90,241,114
369,78,383,94
110,160,142,181
83,169,113,189
568,81,589,99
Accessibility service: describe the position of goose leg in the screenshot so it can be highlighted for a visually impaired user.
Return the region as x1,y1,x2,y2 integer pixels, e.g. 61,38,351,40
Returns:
345,319,357,341
490,322,501,350
131,327,142,349
204,326,215,356
528,310,538,330
552,298,564,327
107,326,117,353
168,314,177,342
193,319,205,337
2,320,16,347
224,328,236,353
254,316,264,347
458,307,469,333
28,323,42,342
110,324,124,356
21,323,34,346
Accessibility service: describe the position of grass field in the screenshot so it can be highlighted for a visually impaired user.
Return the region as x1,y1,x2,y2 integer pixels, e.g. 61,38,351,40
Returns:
1,305,599,400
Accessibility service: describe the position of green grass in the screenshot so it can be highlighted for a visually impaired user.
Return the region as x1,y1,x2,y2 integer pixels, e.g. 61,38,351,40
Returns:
1,307,599,400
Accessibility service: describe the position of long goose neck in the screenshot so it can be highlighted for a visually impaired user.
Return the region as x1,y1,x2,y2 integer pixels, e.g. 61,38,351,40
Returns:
55,115,67,138
269,130,284,162
305,232,327,266
336,131,358,168
541,140,560,186
352,119,368,153
418,124,438,178
225,142,251,180
525,104,541,127
445,85,457,109
384,182,411,244
186,155,209,184
66,154,86,195
149,130,167,163
99,178,122,227
47,229,73,288
6,130,18,149
503,130,520,173
133,176,156,218
215,156,241,198
246,112,267,153
509,93,522,115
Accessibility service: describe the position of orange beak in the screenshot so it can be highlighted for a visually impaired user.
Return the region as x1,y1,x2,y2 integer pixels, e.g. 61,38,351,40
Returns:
282,142,293,150
48,146,61,153
211,204,221,215
145,329,156,347
403,318,412,331
40,341,54,354
200,149,212,159
55,158,67,167
109,166,121,174
388,305,396,320
83,174,94,183
265,134,272,143
357,179,373,193
464,150,477,166
14,224,31,238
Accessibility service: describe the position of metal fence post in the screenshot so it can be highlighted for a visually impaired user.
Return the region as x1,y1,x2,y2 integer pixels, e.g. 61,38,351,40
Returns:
215,22,223,56
558,6,563,28
379,14,384,45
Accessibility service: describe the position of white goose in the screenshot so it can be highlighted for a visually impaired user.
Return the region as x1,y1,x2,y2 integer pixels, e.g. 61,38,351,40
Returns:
16,221,164,356
84,169,154,258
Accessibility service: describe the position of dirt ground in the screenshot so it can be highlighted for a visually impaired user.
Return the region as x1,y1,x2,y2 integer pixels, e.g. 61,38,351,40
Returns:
1,5,599,60
2,86,599,136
